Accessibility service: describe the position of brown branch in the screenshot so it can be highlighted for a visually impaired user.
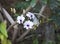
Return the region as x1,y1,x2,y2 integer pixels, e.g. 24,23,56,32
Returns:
0,4,4,22
23,6,32,16
7,21,18,32
0,13,4,22
12,24,18,41
1,8,15,24
17,29,31,42
17,34,41,42
24,34,41,40
38,5,46,18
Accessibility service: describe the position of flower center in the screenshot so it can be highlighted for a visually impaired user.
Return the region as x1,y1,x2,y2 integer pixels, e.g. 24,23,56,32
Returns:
20,20,22,22
31,15,33,17
27,24,29,27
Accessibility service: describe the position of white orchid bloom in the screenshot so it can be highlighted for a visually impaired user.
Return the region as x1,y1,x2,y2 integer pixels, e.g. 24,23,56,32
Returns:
17,15,25,24
24,20,34,29
26,12,39,26
26,12,35,19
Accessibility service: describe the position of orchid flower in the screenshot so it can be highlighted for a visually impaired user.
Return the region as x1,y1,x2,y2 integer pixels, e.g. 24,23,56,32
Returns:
17,15,25,24
24,20,34,29
26,12,39,26
26,12,35,19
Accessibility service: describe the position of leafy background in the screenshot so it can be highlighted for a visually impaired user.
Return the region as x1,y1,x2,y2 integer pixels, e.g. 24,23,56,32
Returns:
0,0,60,44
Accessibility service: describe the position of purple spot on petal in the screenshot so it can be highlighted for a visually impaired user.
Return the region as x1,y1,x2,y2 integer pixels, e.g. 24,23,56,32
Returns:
31,15,33,17
27,24,29,27
20,20,22,22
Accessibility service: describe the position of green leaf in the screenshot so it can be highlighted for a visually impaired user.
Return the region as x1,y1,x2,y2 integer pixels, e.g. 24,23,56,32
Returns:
41,0,48,5
7,40,12,44
0,22,8,38
33,38,38,44
0,33,12,44
0,33,4,41
1,36,12,44
30,0,37,7
15,1,30,9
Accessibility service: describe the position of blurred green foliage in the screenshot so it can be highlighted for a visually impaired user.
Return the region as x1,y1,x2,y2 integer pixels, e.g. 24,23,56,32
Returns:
0,22,12,44
15,1,30,10
0,22,8,38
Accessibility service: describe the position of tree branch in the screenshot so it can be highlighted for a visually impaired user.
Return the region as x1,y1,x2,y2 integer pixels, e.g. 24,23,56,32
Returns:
7,21,18,32
17,29,31,42
1,8,15,24
1,8,19,43
0,13,4,22
38,5,46,18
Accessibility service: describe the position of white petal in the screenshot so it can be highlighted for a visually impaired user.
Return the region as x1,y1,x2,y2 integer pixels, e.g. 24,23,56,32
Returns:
17,16,21,20
24,20,34,29
26,27,29,29
29,26,32,29
26,14,31,18
17,15,25,24
24,25,29,29
24,26,26,28
26,12,35,19
17,20,20,24
21,15,25,21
